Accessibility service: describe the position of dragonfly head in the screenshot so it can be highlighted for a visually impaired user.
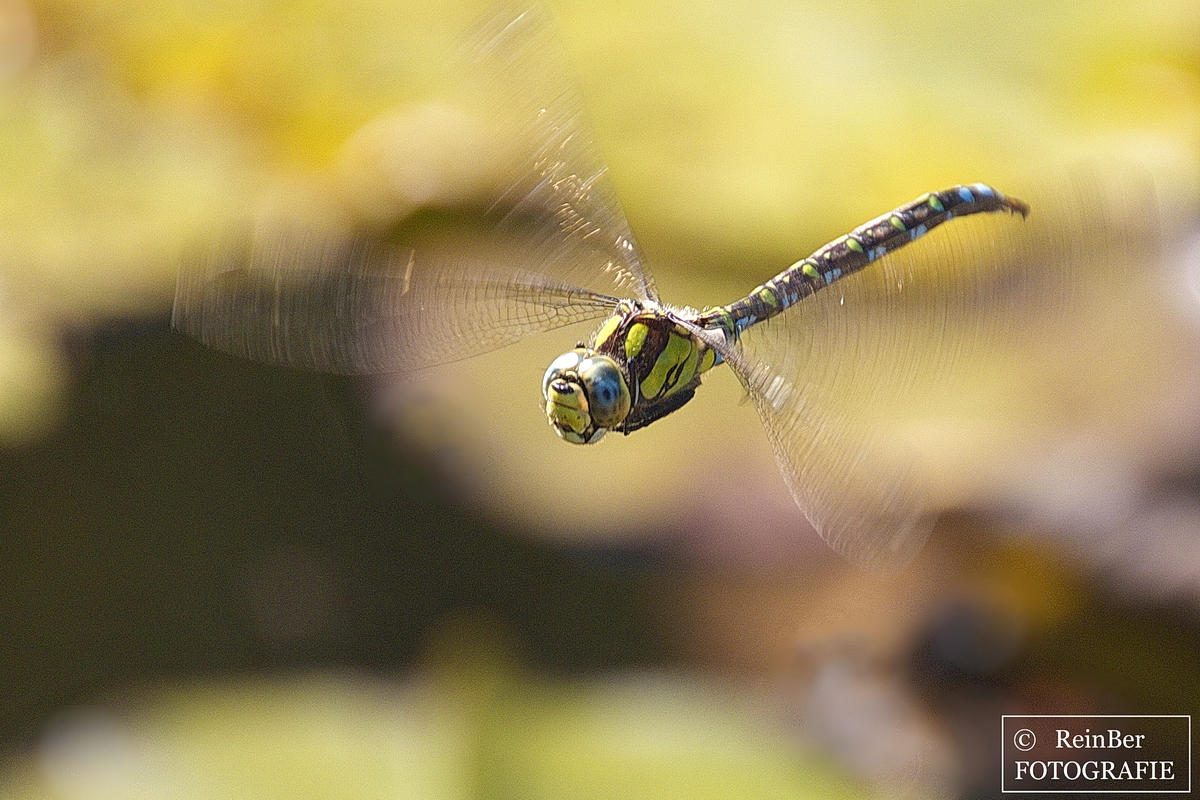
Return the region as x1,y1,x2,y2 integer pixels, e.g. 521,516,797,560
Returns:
542,347,631,444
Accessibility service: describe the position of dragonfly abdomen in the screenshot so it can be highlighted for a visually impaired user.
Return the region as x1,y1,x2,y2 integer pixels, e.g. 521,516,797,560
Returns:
699,184,1029,340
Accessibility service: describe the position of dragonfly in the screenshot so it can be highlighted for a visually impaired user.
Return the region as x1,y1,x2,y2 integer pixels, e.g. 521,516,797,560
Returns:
173,5,1037,568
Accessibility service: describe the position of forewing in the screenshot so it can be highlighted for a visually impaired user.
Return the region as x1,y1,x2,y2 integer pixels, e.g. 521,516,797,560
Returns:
460,4,657,303
173,4,651,374
173,226,621,374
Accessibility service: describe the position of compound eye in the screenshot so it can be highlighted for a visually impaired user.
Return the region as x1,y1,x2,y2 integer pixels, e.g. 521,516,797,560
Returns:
541,349,629,445
577,355,630,428
542,349,585,396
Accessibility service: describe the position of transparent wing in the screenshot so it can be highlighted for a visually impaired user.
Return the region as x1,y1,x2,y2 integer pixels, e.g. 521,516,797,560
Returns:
172,226,622,373
173,4,653,374
460,4,657,303
722,168,1161,569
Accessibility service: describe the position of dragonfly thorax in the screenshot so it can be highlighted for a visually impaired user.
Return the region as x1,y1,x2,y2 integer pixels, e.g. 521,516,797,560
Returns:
542,348,631,444
542,302,722,444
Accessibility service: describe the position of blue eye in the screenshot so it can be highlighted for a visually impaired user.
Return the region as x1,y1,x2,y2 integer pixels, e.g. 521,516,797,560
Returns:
577,356,630,428
592,377,616,404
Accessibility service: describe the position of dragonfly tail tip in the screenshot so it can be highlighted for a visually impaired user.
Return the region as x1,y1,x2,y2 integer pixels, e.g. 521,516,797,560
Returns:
1003,195,1031,219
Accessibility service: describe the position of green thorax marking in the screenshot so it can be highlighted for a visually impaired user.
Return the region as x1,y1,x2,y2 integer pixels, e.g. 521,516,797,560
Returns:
592,301,719,433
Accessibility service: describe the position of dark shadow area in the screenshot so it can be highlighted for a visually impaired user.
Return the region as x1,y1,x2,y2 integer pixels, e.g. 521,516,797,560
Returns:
0,317,672,749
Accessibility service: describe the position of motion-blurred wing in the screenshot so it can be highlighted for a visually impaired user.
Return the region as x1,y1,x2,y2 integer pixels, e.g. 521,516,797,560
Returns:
173,4,652,374
173,228,621,373
724,169,1161,568
460,4,656,303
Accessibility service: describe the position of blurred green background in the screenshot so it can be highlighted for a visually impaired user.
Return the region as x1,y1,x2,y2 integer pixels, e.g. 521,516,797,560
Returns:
2,0,1199,798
